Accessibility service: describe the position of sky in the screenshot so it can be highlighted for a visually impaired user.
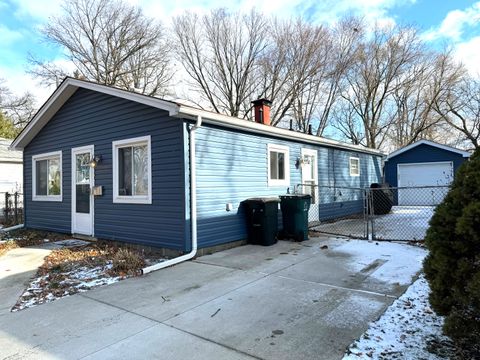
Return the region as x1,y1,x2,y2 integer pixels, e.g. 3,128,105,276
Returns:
0,0,480,107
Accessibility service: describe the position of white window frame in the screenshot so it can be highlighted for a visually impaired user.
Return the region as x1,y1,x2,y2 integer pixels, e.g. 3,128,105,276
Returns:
267,144,290,187
112,135,152,204
349,156,360,177
32,150,63,202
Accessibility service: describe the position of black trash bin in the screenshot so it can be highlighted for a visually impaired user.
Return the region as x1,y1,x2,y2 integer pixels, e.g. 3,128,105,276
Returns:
370,183,393,215
243,197,279,246
279,194,311,242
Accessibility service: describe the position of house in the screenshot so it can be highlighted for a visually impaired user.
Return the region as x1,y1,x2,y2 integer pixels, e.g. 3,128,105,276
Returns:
384,140,470,206
0,137,23,193
11,78,383,253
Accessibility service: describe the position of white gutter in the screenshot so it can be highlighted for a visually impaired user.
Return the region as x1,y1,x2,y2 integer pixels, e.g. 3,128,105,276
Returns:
142,115,202,274
177,106,384,156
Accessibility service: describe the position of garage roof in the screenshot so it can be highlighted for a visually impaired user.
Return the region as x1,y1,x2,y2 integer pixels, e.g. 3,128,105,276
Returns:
386,140,471,160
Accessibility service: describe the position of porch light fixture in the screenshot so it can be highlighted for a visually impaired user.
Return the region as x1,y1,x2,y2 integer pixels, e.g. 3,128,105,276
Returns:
295,155,311,169
88,155,102,168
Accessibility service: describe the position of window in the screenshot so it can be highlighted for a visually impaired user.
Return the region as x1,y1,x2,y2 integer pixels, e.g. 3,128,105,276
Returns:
350,157,360,176
268,144,290,186
32,151,62,201
113,136,152,204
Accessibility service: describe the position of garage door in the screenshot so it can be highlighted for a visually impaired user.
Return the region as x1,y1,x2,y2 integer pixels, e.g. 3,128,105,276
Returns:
398,162,453,206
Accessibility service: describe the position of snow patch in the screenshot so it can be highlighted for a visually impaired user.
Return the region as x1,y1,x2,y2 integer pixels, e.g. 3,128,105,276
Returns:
333,240,427,286
343,275,454,359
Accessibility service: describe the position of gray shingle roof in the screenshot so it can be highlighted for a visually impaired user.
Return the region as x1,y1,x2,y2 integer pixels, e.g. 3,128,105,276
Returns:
0,137,22,163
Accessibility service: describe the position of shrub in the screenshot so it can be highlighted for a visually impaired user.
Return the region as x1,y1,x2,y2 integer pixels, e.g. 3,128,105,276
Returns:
423,148,480,356
112,248,145,274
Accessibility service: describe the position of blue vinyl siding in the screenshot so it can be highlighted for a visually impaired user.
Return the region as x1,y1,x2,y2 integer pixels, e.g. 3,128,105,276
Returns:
24,88,186,250
384,143,468,187
192,124,382,248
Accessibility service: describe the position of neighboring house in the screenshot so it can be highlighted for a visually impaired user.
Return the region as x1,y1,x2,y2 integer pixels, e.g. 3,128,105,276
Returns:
11,78,383,252
0,137,23,194
384,140,470,206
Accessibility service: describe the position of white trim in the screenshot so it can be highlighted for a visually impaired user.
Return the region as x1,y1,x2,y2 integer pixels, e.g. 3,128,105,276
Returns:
301,148,318,204
349,157,360,177
267,144,290,187
32,150,62,202
11,77,384,157
112,135,152,204
178,106,384,156
387,140,471,160
71,145,95,236
11,78,178,150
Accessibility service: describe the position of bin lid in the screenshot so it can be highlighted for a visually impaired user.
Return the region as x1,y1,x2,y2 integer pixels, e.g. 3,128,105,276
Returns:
279,194,311,199
244,197,280,203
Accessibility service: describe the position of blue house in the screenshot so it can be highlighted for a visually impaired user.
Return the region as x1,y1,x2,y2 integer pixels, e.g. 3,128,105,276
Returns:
11,78,383,253
384,140,470,205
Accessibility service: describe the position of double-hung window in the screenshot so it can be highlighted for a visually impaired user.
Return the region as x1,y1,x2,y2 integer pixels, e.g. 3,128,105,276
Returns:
349,157,360,176
32,151,62,201
112,136,152,204
268,144,290,186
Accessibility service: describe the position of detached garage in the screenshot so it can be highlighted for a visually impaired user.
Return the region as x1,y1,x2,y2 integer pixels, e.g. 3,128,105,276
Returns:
384,140,470,206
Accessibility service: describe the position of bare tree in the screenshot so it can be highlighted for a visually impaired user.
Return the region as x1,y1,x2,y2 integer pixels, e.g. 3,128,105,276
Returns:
0,79,37,137
173,9,268,117
258,18,330,126
291,17,364,135
331,101,365,145
433,74,480,150
29,0,172,96
389,50,466,148
339,24,425,149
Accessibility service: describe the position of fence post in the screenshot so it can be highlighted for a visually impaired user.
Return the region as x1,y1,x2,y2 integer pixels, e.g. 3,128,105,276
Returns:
4,192,9,224
370,190,375,240
14,192,18,225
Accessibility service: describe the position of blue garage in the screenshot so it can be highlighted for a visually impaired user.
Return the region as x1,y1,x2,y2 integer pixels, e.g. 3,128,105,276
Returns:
384,140,470,205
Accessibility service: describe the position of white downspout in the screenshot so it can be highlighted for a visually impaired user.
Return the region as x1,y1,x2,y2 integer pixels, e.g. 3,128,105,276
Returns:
142,115,202,274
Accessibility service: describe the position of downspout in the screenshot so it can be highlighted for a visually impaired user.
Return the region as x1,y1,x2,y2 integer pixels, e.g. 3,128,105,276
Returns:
142,115,202,274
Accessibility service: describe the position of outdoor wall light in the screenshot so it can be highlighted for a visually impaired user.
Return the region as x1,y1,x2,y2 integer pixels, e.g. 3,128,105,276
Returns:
295,155,311,169
88,155,102,168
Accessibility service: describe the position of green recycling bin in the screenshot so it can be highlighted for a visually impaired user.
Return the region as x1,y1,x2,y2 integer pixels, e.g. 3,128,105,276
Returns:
279,194,311,241
243,197,279,246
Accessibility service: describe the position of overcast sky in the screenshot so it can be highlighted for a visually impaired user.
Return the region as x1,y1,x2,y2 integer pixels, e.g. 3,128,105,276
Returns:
1,0,479,106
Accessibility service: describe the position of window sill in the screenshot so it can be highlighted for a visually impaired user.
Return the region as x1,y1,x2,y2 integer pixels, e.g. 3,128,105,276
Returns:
267,180,290,187
113,196,152,204
32,196,62,202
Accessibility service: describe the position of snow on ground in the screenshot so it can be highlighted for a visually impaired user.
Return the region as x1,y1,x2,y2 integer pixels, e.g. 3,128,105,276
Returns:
313,206,435,241
12,262,121,312
373,207,434,241
333,240,428,286
343,275,454,360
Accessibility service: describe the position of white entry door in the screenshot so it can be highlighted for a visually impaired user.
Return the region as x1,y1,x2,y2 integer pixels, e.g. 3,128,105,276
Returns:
71,146,94,235
398,161,453,206
301,148,319,221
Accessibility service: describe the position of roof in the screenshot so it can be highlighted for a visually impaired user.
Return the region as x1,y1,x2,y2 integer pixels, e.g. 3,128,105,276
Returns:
386,140,471,160
0,137,22,163
11,77,384,156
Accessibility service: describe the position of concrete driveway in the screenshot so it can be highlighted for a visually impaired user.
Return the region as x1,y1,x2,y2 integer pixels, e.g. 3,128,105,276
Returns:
0,236,426,360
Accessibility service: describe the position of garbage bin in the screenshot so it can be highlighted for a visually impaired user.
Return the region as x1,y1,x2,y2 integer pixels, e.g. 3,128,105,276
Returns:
279,194,311,242
243,197,279,246
370,183,393,215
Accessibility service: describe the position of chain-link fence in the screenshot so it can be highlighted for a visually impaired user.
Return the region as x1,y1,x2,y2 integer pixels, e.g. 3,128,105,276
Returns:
300,184,449,242
299,184,368,239
0,192,24,227
368,186,449,241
